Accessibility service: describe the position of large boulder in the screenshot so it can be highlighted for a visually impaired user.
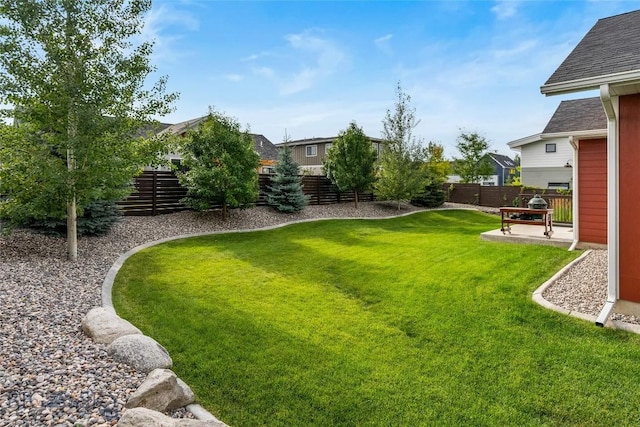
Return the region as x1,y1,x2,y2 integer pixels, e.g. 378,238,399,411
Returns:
81,307,142,344
107,335,172,373
118,407,227,427
126,369,194,412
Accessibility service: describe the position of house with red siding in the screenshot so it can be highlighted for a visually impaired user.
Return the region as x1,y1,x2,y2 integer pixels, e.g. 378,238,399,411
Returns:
541,9,640,326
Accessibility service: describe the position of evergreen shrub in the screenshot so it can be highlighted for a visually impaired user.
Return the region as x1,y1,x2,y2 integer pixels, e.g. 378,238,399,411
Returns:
411,182,446,208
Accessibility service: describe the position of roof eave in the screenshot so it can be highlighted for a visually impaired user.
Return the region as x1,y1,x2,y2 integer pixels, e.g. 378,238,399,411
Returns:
541,129,607,139
541,69,640,96
506,133,542,148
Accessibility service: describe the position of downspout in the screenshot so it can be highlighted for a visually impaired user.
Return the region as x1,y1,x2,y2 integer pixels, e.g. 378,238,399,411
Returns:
596,83,619,327
568,136,579,252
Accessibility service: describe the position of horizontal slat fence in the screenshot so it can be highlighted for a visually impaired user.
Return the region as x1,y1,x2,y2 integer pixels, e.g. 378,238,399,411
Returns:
119,172,374,216
118,171,187,216
443,183,573,224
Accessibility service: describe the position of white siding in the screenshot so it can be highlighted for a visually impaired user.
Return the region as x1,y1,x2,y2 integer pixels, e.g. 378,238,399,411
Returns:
519,137,573,168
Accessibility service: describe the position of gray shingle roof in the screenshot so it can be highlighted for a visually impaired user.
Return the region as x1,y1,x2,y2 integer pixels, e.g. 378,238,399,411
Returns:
542,97,606,133
545,10,640,86
252,134,279,161
487,153,516,168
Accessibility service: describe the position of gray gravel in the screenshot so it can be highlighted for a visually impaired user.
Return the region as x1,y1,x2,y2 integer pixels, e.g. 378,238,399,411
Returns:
543,249,640,325
0,201,619,426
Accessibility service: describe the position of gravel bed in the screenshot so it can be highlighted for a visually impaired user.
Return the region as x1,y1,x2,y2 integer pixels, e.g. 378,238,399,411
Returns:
0,201,622,426
543,249,640,325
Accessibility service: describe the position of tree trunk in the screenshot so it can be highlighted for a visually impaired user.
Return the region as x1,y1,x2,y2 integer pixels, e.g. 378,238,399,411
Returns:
65,2,78,262
354,191,359,209
66,145,78,261
67,196,77,261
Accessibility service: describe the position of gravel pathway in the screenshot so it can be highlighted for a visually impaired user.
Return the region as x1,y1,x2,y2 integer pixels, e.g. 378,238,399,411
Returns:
0,201,620,426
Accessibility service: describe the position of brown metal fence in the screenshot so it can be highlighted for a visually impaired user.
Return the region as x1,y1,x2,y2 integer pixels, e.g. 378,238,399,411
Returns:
118,171,374,216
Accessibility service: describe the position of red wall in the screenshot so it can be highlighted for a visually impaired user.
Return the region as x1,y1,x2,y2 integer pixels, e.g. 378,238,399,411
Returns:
619,94,640,302
577,138,607,245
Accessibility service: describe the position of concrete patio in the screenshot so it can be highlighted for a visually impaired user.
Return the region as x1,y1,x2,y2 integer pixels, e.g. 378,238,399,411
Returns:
481,223,574,248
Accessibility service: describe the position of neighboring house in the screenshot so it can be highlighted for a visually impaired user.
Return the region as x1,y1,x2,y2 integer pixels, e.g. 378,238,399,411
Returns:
486,153,517,186
541,9,640,325
275,136,384,175
507,97,606,189
446,153,517,186
152,116,280,173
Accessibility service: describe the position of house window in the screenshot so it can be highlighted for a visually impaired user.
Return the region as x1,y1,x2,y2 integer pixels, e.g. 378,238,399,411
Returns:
306,145,317,157
548,182,570,190
325,143,332,153
545,143,557,153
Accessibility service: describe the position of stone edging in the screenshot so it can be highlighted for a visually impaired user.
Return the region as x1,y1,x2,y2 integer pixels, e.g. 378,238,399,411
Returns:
100,208,437,422
532,249,640,334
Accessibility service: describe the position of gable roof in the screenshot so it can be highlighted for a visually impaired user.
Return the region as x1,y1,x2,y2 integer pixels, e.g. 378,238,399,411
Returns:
487,153,516,168
542,10,640,94
542,97,607,134
252,134,279,161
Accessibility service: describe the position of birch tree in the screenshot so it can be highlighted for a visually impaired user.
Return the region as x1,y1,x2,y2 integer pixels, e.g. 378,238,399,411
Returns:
0,0,177,261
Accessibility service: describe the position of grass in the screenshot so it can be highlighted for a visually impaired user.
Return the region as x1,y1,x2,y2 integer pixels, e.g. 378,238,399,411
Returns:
114,210,640,427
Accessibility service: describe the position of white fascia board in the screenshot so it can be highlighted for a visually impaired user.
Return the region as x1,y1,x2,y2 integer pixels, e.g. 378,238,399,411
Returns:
506,133,542,149
540,129,607,140
541,69,640,96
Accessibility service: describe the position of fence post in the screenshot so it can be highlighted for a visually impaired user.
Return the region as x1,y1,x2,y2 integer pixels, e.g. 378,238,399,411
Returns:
152,171,157,216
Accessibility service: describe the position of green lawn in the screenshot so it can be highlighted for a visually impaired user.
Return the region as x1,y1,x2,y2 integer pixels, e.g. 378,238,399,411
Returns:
113,210,640,427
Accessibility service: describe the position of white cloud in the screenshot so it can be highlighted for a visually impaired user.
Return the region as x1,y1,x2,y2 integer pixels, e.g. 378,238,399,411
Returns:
278,31,347,95
139,4,199,63
374,34,393,55
491,1,518,20
245,30,348,96
253,66,275,78
225,74,243,82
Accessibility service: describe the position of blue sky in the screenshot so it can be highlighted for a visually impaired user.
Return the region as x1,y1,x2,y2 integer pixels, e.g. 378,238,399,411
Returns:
146,0,640,158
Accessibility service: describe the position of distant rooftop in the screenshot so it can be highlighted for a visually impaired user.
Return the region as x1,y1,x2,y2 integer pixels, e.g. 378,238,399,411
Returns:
542,97,607,134
275,136,383,147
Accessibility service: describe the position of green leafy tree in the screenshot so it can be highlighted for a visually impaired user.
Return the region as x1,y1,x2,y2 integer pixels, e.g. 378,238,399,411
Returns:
0,0,177,260
324,121,377,208
374,83,429,210
267,142,309,213
452,131,494,183
177,109,260,219
423,142,450,184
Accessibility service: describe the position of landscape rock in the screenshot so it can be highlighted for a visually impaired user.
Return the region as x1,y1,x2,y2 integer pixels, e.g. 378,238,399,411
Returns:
81,306,142,344
126,368,194,412
119,407,226,427
107,334,172,373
